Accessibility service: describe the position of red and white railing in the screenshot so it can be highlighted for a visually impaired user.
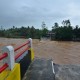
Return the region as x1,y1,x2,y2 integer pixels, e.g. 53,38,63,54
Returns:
0,38,32,73
0,52,8,73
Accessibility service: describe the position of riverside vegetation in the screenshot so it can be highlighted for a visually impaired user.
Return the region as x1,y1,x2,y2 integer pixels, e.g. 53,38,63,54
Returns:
0,19,80,41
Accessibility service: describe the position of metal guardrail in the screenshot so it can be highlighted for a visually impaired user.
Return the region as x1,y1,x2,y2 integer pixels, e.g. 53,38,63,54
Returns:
0,53,8,60
0,53,8,73
0,38,31,73
14,41,30,52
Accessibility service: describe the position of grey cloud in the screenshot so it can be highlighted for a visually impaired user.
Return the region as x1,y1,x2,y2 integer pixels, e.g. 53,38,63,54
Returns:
0,0,80,29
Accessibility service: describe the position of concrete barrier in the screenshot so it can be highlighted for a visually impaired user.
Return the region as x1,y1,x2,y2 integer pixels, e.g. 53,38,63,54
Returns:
0,38,34,80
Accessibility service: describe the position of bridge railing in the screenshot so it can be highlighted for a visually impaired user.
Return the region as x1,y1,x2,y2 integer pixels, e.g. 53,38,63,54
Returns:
14,40,30,60
0,38,34,80
0,53,8,73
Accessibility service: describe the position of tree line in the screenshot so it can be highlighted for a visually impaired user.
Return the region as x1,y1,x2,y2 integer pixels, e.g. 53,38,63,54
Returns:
52,20,80,41
0,25,48,39
0,20,80,41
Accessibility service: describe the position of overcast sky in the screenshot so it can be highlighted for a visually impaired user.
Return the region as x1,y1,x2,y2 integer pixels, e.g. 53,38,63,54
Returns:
0,0,80,29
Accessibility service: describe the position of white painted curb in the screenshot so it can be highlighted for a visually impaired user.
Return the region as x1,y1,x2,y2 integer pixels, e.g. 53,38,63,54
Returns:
51,61,55,74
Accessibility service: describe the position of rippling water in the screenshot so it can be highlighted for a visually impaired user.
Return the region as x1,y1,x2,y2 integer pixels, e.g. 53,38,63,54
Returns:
34,41,80,64
0,38,80,64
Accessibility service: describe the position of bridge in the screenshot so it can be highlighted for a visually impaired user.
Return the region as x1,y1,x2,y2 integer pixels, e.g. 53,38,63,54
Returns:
0,38,80,80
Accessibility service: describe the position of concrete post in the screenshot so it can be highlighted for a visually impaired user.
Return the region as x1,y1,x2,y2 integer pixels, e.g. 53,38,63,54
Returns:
2,46,15,70
28,38,34,60
29,38,32,48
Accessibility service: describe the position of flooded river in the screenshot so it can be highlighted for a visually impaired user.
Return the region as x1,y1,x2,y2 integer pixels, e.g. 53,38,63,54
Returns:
0,38,80,64
34,40,80,64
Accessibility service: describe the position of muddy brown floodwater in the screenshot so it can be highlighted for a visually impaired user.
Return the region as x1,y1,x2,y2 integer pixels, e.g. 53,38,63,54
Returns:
0,38,80,65
33,40,80,64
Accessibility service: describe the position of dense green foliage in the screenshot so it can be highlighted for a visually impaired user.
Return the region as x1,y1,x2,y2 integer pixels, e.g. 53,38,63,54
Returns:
0,20,80,41
52,20,80,41
0,26,48,39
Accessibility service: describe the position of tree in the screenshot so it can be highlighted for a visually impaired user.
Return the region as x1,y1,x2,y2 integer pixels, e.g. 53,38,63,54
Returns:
62,19,71,27
54,26,73,41
54,22,59,28
13,26,15,29
41,22,48,37
52,20,73,41
0,30,5,37
52,22,59,33
30,26,36,38
42,22,46,29
73,25,80,39
0,26,3,30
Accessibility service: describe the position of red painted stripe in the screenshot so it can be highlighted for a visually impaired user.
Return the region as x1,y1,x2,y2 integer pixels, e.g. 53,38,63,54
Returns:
0,53,8,60
0,63,8,73
15,46,30,60
14,41,30,52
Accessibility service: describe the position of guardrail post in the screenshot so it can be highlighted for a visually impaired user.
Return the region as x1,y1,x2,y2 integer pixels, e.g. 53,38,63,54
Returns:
2,46,15,70
29,38,32,48
29,38,34,61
